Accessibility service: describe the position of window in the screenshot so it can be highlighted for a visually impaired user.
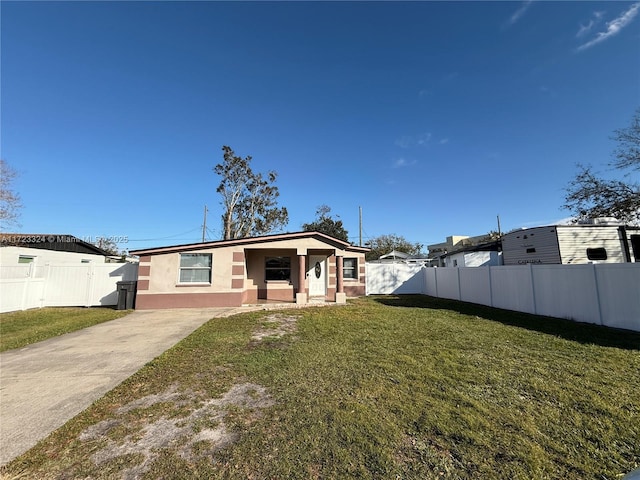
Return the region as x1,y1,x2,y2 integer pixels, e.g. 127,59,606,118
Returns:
179,253,212,283
18,256,35,264
586,248,607,261
526,248,536,254
343,258,358,279
265,256,290,281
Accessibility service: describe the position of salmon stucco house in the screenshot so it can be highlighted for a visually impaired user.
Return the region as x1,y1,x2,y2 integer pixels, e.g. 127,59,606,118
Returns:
129,231,369,309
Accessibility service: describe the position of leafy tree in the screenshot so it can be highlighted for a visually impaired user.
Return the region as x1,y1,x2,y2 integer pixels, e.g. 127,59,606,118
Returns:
92,237,121,256
0,159,22,230
477,230,502,243
214,146,289,240
365,234,423,261
563,109,640,224
301,205,349,242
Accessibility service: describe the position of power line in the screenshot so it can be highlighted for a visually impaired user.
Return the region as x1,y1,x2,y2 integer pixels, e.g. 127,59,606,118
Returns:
126,227,202,243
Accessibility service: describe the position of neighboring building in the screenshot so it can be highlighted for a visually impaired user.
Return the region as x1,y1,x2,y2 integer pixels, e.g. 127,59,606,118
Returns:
368,250,434,266
501,222,640,265
0,233,113,266
443,241,503,267
129,231,369,309
427,235,471,257
428,233,497,267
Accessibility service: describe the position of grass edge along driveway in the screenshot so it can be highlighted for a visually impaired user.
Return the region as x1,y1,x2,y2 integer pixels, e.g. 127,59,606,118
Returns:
2,295,638,479
0,307,131,352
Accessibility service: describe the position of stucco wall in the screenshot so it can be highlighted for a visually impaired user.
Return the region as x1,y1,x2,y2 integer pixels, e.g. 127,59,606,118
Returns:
138,246,239,295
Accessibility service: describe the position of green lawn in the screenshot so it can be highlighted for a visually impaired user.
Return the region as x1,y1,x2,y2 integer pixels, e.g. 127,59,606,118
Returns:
0,307,131,352
2,295,639,479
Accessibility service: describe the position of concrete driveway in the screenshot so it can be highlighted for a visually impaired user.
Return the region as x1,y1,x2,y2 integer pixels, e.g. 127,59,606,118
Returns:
0,307,250,466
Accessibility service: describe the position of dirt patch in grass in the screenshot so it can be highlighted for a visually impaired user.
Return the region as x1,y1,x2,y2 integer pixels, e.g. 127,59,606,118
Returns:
250,313,299,343
79,383,273,478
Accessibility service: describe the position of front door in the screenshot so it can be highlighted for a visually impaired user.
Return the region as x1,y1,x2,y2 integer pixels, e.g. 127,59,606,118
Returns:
308,255,327,297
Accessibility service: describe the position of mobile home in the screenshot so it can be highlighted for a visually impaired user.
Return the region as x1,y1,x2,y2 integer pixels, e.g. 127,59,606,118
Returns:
501,223,640,265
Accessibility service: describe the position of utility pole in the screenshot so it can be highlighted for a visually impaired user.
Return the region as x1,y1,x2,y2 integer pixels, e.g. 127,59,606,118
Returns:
202,205,208,242
497,214,502,237
359,206,363,247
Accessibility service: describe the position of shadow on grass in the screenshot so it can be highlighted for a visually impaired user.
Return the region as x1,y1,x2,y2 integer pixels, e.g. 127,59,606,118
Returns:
372,294,640,351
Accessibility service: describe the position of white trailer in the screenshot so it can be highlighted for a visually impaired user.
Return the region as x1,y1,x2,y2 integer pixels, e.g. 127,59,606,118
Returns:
501,223,640,265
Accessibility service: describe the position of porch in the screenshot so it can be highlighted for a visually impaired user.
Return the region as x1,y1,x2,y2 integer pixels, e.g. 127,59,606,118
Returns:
243,248,349,305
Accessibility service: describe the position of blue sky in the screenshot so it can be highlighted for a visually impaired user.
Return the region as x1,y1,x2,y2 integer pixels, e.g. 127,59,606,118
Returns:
2,1,639,252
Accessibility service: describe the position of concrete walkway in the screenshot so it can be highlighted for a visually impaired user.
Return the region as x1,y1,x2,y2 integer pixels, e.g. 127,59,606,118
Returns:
0,307,252,466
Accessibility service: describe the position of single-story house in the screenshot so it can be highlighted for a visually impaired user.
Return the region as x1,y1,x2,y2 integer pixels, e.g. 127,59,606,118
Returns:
0,233,113,266
129,231,369,309
442,240,503,267
369,250,435,266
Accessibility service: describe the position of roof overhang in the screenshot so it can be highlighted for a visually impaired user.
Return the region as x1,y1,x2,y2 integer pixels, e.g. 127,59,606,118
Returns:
130,231,370,256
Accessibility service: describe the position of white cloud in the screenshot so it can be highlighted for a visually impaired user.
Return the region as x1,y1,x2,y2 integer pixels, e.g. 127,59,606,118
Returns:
577,2,640,52
439,138,449,145
392,157,416,168
576,10,606,38
576,20,596,38
416,132,432,146
395,132,432,148
395,136,412,149
506,0,534,27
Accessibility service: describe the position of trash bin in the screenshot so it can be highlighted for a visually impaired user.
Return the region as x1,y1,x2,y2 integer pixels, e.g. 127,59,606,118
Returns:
116,280,137,310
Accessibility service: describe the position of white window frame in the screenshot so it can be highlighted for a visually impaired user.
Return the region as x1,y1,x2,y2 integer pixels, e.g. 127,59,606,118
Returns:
343,257,358,280
178,253,212,285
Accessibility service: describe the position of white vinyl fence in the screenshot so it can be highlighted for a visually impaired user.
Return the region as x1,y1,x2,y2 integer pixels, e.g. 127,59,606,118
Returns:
366,263,640,332
0,263,138,313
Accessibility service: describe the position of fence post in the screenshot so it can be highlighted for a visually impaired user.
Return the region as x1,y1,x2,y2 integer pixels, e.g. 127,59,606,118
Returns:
20,263,33,311
592,263,604,326
529,263,538,315
456,267,462,300
422,267,427,295
40,264,51,308
85,264,94,307
488,266,494,308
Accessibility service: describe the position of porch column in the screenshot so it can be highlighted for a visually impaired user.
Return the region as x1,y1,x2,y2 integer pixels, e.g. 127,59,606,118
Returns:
336,255,344,293
336,255,346,304
296,254,307,304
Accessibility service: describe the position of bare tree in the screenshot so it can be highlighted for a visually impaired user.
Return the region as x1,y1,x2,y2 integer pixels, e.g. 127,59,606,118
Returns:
214,146,288,240
611,107,640,172
0,159,22,230
564,109,640,224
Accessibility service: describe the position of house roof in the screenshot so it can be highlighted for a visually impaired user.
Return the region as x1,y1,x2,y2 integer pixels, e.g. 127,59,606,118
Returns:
129,231,370,256
0,233,112,256
441,240,502,257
